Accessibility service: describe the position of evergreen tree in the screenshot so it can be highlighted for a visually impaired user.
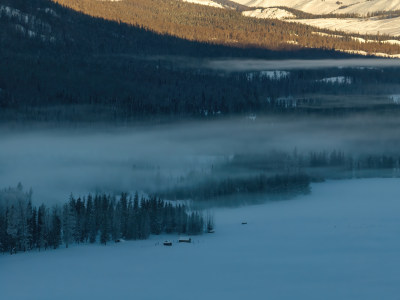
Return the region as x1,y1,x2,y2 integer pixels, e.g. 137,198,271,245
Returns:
49,208,61,249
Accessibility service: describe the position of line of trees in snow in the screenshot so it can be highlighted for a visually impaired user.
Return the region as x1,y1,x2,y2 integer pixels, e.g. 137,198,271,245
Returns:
0,184,204,254
159,173,311,201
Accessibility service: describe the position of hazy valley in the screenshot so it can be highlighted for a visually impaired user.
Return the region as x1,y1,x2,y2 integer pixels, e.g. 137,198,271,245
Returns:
1,1,400,299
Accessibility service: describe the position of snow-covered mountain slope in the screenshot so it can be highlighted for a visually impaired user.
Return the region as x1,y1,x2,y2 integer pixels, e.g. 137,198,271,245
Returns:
292,16,400,37
180,0,400,38
183,0,224,8
243,7,295,19
233,0,400,16
2,179,400,300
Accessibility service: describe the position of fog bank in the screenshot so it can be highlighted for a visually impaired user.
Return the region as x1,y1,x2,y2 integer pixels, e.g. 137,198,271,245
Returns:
1,115,400,204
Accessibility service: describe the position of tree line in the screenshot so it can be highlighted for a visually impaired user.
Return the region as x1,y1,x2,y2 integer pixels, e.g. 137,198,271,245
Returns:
219,150,400,180
0,185,204,255
159,173,311,201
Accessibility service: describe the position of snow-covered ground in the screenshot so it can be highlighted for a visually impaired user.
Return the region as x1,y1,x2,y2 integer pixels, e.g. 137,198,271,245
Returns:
232,0,400,16
317,76,352,84
178,0,400,37
389,94,400,104
293,17,400,37
246,70,290,80
2,179,400,300
242,7,295,19
183,0,224,8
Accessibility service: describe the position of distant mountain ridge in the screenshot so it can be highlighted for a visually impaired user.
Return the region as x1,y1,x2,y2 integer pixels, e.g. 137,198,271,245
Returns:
190,0,400,37
232,0,400,16
52,0,400,56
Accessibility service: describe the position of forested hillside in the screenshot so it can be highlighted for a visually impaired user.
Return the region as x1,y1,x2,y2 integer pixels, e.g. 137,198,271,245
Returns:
2,0,400,123
53,0,400,54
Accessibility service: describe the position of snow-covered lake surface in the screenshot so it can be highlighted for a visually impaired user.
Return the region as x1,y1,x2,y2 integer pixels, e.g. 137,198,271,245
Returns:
2,179,400,300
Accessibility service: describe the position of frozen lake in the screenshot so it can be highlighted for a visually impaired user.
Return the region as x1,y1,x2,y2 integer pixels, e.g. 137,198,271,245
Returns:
1,178,400,300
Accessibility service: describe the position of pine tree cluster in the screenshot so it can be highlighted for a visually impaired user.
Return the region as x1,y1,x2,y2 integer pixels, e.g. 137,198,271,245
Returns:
0,186,203,255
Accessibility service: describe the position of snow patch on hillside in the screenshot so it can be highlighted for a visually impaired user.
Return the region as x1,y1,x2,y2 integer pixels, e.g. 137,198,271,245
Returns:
231,0,400,16
337,49,400,58
0,5,56,41
389,94,400,104
247,70,290,80
182,0,224,8
37,7,59,18
229,0,400,36
293,16,400,37
318,76,353,84
242,7,295,19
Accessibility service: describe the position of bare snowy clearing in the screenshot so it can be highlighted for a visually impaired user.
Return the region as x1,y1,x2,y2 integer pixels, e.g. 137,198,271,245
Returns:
183,0,224,8
246,70,290,80
242,7,295,19
317,76,353,84
1,179,400,299
178,0,400,37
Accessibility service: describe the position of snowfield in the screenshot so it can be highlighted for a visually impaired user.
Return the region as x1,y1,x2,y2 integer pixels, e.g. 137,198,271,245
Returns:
183,0,224,8
292,17,400,37
242,7,295,19
232,0,400,16
1,179,400,299
179,0,400,37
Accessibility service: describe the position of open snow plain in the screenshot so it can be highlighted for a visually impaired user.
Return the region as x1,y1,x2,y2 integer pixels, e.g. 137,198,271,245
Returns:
1,179,400,300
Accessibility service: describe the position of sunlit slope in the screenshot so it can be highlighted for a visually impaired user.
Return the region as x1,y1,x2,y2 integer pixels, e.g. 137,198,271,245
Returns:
233,0,400,16
52,0,400,54
293,17,400,37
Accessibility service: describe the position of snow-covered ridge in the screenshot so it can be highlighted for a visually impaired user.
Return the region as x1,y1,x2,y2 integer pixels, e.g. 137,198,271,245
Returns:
177,0,400,38
312,31,400,45
183,0,224,8
293,16,400,37
242,7,295,19
337,49,400,58
231,0,400,16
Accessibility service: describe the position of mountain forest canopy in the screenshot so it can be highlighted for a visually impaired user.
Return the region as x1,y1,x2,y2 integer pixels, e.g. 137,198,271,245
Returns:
2,0,400,123
52,0,400,54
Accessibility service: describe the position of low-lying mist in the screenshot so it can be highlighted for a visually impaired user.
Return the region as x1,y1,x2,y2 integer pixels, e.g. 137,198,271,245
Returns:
204,58,400,72
1,114,400,205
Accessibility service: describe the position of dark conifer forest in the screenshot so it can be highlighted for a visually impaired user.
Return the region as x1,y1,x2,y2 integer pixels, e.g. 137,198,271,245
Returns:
0,185,204,254
2,0,400,123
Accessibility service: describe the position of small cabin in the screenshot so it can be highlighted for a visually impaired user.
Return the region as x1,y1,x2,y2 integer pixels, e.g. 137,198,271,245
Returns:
163,241,172,246
178,237,192,243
